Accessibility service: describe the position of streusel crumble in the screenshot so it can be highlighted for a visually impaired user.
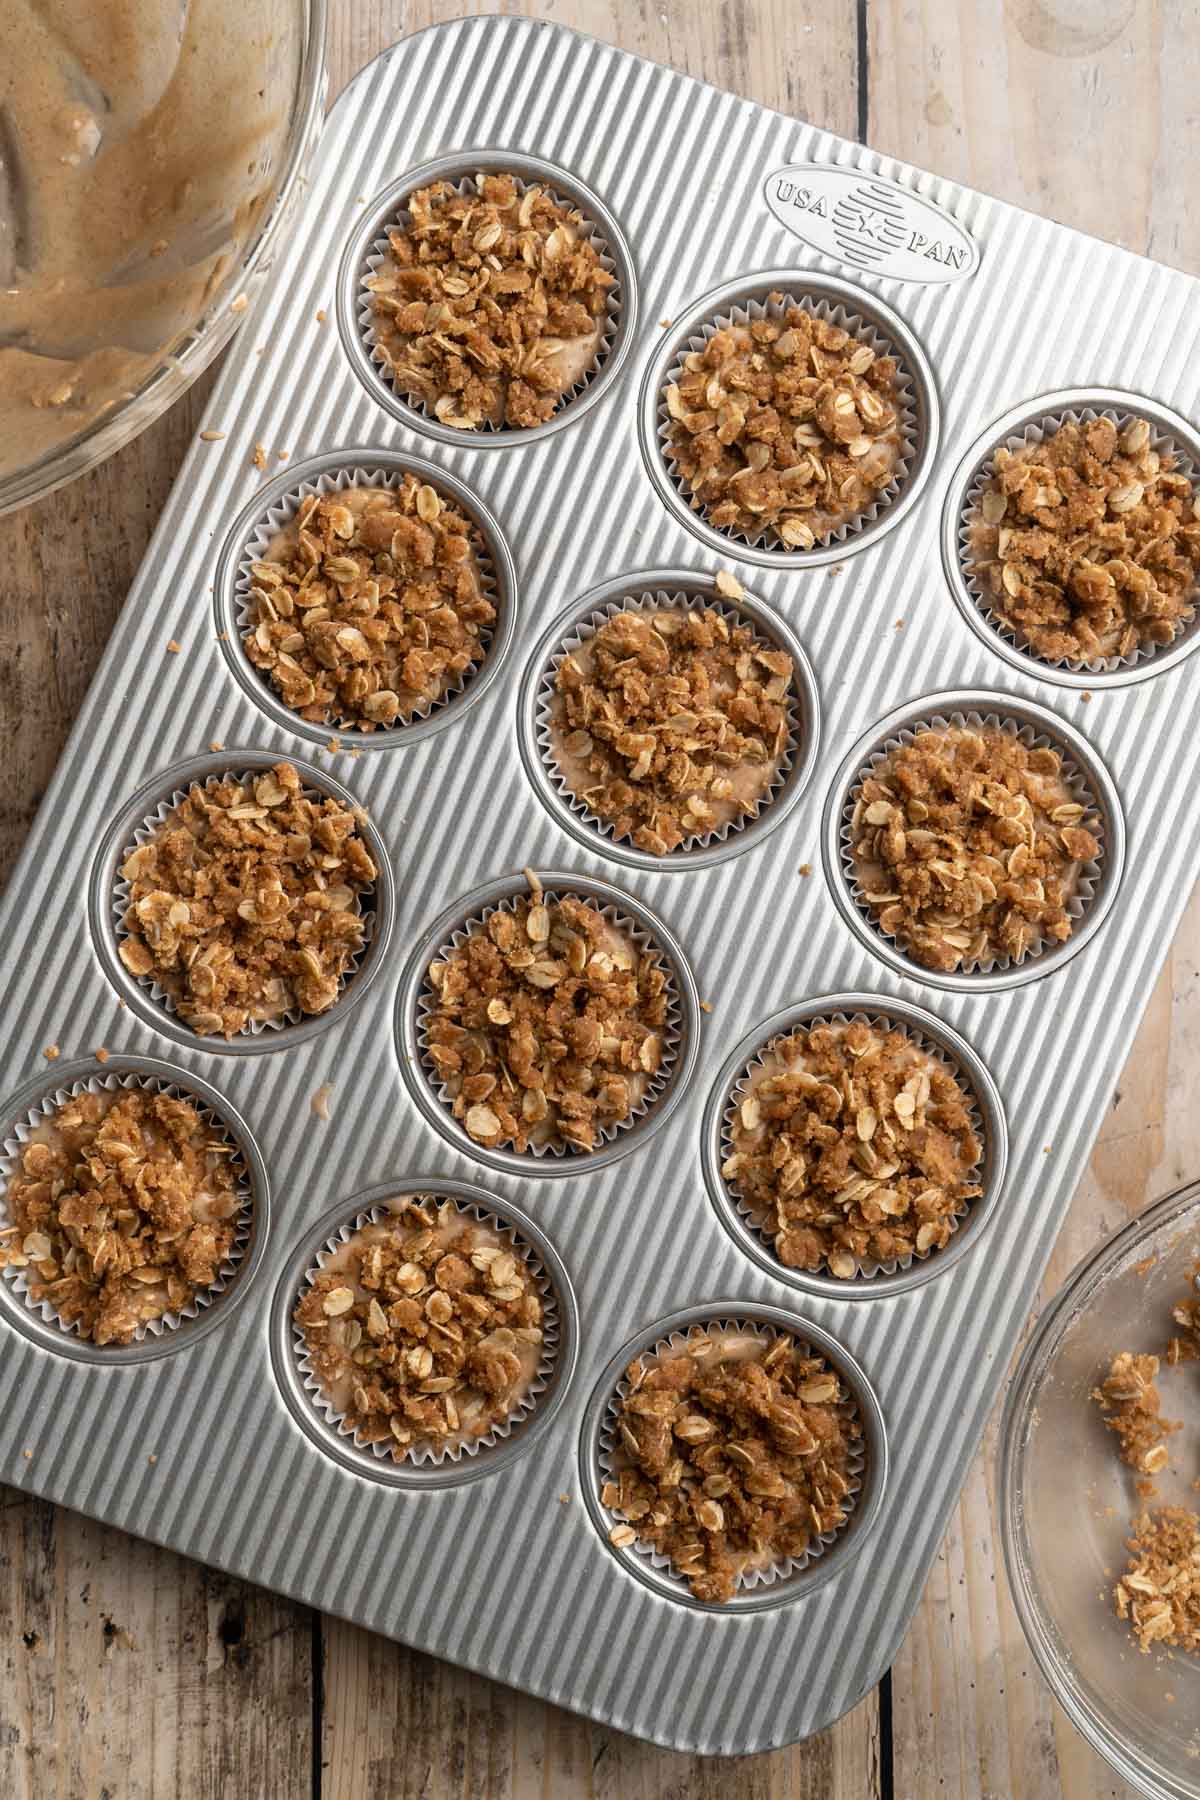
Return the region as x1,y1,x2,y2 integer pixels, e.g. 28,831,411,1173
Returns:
244,481,495,730
424,872,669,1154
666,299,903,547
118,761,376,1038
722,1019,982,1278
0,1088,241,1345
969,415,1200,663
602,1329,860,1603
368,174,613,430
1092,1351,1179,1477
550,605,794,854
851,726,1100,973
295,1196,544,1457
1115,1509,1200,1653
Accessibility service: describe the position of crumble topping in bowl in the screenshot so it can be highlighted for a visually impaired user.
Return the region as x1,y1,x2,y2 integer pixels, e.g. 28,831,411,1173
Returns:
0,1088,241,1345
117,761,377,1038
1091,1351,1179,1477
295,1196,545,1459
851,725,1100,973
367,173,614,430
550,604,793,854
603,1328,860,1603
722,1019,982,1279
424,873,670,1155
244,480,495,730
665,299,903,547
968,415,1200,664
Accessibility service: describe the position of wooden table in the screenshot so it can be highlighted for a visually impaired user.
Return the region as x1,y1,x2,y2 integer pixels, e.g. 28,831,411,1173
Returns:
2,4,1197,1794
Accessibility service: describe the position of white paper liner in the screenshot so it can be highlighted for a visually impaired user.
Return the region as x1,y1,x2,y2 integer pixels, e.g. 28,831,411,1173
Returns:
358,169,622,435
416,886,683,1160
234,464,502,739
598,1317,866,1594
0,1072,253,1344
719,1009,988,1282
291,1193,560,1465
111,767,377,1038
959,405,1200,676
840,709,1106,976
534,589,801,855
658,291,919,553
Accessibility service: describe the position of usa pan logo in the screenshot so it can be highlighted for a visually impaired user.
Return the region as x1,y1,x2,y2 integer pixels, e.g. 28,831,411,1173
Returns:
764,165,979,285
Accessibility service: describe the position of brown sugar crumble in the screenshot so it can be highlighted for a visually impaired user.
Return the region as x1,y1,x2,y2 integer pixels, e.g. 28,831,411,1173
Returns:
244,480,496,731
424,872,669,1155
1092,1352,1180,1476
851,726,1100,973
665,298,903,548
603,1329,860,1603
1115,1509,1200,1652
368,174,613,431
722,1019,982,1278
117,760,376,1038
550,606,793,854
969,416,1200,663
1167,1274,1200,1366
295,1196,545,1458
0,1088,241,1345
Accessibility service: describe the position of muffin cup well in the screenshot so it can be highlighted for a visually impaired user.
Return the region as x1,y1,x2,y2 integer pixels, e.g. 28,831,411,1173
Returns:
90,750,395,1055
820,689,1126,995
941,388,1200,689
517,569,821,872
395,870,702,1179
213,449,518,750
0,1055,268,1363
579,1302,888,1613
337,151,638,447
701,995,1008,1301
637,269,939,570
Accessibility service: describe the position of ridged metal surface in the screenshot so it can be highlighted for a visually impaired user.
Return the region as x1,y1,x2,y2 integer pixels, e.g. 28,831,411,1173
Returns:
2,15,1200,1754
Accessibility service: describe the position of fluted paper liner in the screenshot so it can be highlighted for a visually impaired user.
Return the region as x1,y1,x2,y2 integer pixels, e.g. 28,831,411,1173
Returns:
839,708,1105,977
111,767,377,1037
358,169,622,436
291,1194,560,1466
719,1009,989,1282
959,404,1200,676
534,589,801,856
234,463,502,739
658,290,919,553
0,1072,253,1344
416,886,683,1160
598,1317,866,1594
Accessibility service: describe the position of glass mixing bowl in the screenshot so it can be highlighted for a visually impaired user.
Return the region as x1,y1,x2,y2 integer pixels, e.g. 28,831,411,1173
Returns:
1001,1183,1200,1799
0,0,325,516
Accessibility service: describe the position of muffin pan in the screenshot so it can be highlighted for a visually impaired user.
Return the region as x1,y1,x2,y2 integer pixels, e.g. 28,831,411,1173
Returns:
2,14,1200,1757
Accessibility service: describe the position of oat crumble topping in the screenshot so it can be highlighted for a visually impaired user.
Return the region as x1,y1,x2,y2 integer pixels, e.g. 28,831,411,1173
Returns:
295,1197,544,1456
1092,1352,1180,1477
0,1089,241,1345
969,416,1200,663
244,480,495,731
603,1330,860,1603
117,761,376,1038
851,726,1100,973
1115,1509,1200,1653
722,1019,982,1278
1167,1274,1200,1366
551,606,793,854
665,299,902,547
368,174,613,431
424,872,669,1154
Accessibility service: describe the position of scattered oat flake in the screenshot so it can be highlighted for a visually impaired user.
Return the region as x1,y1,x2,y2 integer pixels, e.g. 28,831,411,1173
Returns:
277,449,289,461
252,443,268,470
1082,691,1093,703
315,309,327,324
22,1449,32,1460
43,1045,59,1061
310,1082,334,1121
798,863,812,878
230,293,249,313
699,999,713,1014
166,640,181,654
894,619,904,630
327,736,341,753
659,317,671,327
558,1492,570,1505
94,1047,109,1063
199,430,226,442
209,740,224,752
714,569,744,600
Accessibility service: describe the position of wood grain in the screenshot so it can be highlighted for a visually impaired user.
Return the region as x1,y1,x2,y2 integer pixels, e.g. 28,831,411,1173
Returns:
0,2,1194,1795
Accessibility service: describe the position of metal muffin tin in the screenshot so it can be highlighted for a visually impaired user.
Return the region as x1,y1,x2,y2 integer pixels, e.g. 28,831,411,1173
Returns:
3,14,1200,1756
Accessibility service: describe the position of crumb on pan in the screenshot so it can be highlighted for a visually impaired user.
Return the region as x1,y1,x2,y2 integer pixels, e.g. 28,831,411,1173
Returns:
722,1019,982,1278
603,1329,860,1603
368,173,613,431
968,415,1200,664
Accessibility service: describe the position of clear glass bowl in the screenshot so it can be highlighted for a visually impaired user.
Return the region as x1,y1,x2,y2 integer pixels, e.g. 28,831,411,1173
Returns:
0,0,326,517
1001,1183,1200,1799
